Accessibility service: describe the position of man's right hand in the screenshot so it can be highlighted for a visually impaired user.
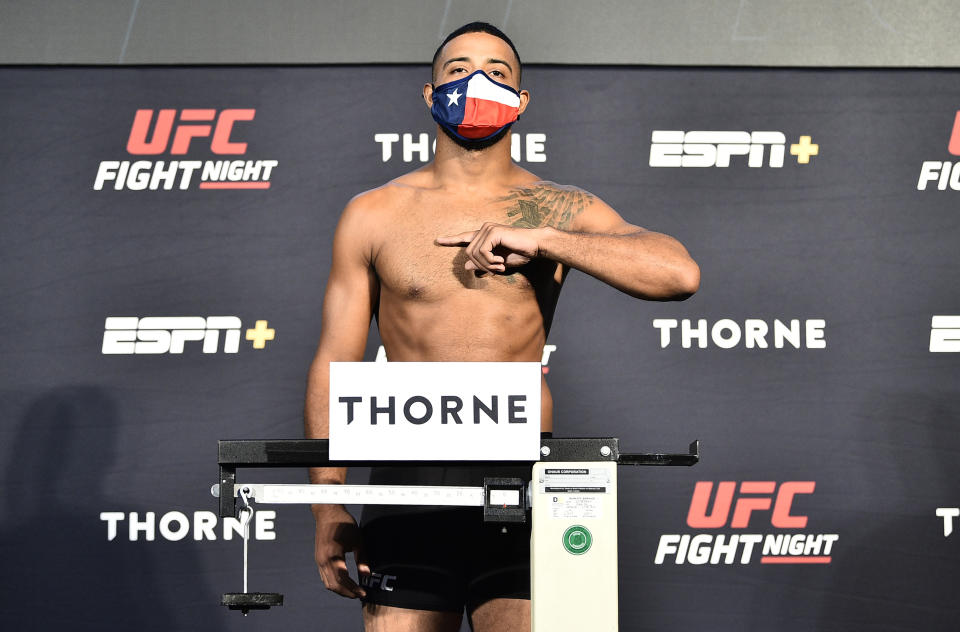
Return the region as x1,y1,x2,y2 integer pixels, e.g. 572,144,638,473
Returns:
313,504,371,598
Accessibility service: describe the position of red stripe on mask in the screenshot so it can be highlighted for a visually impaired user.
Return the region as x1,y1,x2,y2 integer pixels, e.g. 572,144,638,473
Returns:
457,98,518,139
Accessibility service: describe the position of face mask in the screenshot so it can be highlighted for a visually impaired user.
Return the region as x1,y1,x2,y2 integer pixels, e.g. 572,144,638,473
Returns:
431,69,521,143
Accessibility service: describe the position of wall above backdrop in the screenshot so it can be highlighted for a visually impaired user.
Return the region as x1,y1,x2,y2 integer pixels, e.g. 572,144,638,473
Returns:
0,0,957,67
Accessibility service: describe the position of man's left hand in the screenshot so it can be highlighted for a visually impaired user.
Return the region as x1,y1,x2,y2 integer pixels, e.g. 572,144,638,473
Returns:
437,223,545,275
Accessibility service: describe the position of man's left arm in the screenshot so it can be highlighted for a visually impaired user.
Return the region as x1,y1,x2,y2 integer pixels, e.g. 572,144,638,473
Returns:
437,195,700,300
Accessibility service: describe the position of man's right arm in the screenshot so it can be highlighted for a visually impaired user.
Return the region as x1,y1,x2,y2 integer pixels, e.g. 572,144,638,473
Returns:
304,195,380,598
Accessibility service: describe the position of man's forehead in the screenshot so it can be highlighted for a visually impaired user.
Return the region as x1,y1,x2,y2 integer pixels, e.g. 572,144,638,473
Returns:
437,31,518,66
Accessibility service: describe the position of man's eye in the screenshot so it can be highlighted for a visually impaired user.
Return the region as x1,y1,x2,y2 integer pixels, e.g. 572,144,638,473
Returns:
451,67,467,73
490,70,504,78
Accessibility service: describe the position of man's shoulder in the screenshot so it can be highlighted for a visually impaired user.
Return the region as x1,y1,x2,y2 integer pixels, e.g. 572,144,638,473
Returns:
499,179,609,231
512,179,594,196
503,179,600,211
343,172,429,216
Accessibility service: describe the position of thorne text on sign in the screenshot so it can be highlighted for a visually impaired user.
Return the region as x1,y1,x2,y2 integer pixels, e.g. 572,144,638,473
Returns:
329,362,542,461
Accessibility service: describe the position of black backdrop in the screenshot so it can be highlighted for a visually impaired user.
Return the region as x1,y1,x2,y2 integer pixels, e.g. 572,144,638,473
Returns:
1,66,958,631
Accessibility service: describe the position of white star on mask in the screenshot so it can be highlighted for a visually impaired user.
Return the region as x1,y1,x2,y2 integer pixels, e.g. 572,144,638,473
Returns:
446,88,462,106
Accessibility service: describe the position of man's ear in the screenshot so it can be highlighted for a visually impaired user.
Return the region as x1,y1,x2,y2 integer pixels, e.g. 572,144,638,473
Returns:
423,83,434,108
517,89,530,115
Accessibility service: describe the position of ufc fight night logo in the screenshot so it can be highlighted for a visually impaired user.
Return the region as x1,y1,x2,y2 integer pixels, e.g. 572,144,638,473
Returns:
655,481,838,565
917,111,960,190
648,131,819,168
93,108,278,191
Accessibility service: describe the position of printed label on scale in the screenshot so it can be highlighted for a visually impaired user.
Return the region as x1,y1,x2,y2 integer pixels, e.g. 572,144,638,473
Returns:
541,467,608,519
550,495,602,519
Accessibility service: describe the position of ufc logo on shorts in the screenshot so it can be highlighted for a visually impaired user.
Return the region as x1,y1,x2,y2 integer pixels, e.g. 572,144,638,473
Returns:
126,109,255,155
649,131,786,168
102,316,242,354
360,572,397,591
929,316,960,352
686,481,815,529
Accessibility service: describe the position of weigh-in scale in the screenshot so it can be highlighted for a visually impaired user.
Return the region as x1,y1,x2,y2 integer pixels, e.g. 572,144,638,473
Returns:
214,436,698,630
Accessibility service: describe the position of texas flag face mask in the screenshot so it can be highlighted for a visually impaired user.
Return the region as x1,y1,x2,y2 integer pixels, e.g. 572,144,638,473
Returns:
431,70,521,142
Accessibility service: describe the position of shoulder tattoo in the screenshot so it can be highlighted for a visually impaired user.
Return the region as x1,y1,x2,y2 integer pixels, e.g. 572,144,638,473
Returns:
498,183,595,230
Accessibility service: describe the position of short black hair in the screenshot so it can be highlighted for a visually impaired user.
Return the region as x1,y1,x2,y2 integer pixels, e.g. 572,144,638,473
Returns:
432,21,522,83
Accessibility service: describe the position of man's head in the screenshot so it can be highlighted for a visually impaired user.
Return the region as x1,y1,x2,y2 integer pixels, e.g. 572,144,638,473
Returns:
424,22,530,149
431,22,522,86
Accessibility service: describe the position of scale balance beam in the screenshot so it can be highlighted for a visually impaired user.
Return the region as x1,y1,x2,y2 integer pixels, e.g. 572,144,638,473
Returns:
216,437,699,518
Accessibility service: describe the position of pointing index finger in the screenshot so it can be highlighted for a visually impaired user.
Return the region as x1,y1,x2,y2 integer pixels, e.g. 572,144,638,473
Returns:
435,230,479,246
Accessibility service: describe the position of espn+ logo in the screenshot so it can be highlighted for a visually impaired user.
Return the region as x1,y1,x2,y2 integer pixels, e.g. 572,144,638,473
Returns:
655,481,838,565
648,131,819,168
93,108,278,191
929,316,960,352
101,316,275,354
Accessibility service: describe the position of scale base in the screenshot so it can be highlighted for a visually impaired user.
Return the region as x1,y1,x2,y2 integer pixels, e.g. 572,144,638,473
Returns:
222,592,284,615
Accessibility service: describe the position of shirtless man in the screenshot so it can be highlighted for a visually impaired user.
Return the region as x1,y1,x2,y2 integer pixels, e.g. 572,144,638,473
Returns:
304,21,700,632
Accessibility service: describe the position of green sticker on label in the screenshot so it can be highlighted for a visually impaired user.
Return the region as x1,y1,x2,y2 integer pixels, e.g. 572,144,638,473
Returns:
562,525,593,555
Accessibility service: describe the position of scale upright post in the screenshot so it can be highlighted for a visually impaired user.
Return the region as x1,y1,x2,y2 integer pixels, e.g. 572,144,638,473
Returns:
532,440,619,631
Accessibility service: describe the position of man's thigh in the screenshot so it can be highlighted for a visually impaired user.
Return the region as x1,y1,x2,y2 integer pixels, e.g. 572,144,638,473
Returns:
362,603,463,632
469,598,530,632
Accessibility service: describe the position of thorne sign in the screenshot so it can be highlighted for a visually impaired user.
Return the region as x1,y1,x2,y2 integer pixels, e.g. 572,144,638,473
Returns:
329,362,542,461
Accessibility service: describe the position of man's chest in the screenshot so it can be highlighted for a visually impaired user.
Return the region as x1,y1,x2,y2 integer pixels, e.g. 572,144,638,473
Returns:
369,183,590,300
373,202,526,298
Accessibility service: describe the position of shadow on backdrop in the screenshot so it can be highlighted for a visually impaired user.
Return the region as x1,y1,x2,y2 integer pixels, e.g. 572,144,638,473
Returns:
808,390,960,631
0,386,225,632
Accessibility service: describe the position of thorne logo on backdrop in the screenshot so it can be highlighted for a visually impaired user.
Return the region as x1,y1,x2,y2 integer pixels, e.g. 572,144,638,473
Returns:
329,362,541,461
652,318,826,349
648,131,819,168
100,510,276,542
374,132,546,163
655,481,838,565
936,507,960,537
917,111,960,190
93,108,278,191
929,315,960,351
101,316,275,354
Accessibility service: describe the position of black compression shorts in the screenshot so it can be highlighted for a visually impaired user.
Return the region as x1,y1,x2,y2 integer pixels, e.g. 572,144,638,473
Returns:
359,506,530,613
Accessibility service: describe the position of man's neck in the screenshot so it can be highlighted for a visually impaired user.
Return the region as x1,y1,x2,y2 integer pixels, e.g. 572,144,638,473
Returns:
431,128,516,190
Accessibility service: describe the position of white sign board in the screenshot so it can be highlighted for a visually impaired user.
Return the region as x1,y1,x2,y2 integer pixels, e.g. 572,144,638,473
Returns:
329,362,542,461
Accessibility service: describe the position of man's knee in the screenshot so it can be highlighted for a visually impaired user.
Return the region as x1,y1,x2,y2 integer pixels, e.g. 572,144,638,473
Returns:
363,603,462,632
469,597,530,632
